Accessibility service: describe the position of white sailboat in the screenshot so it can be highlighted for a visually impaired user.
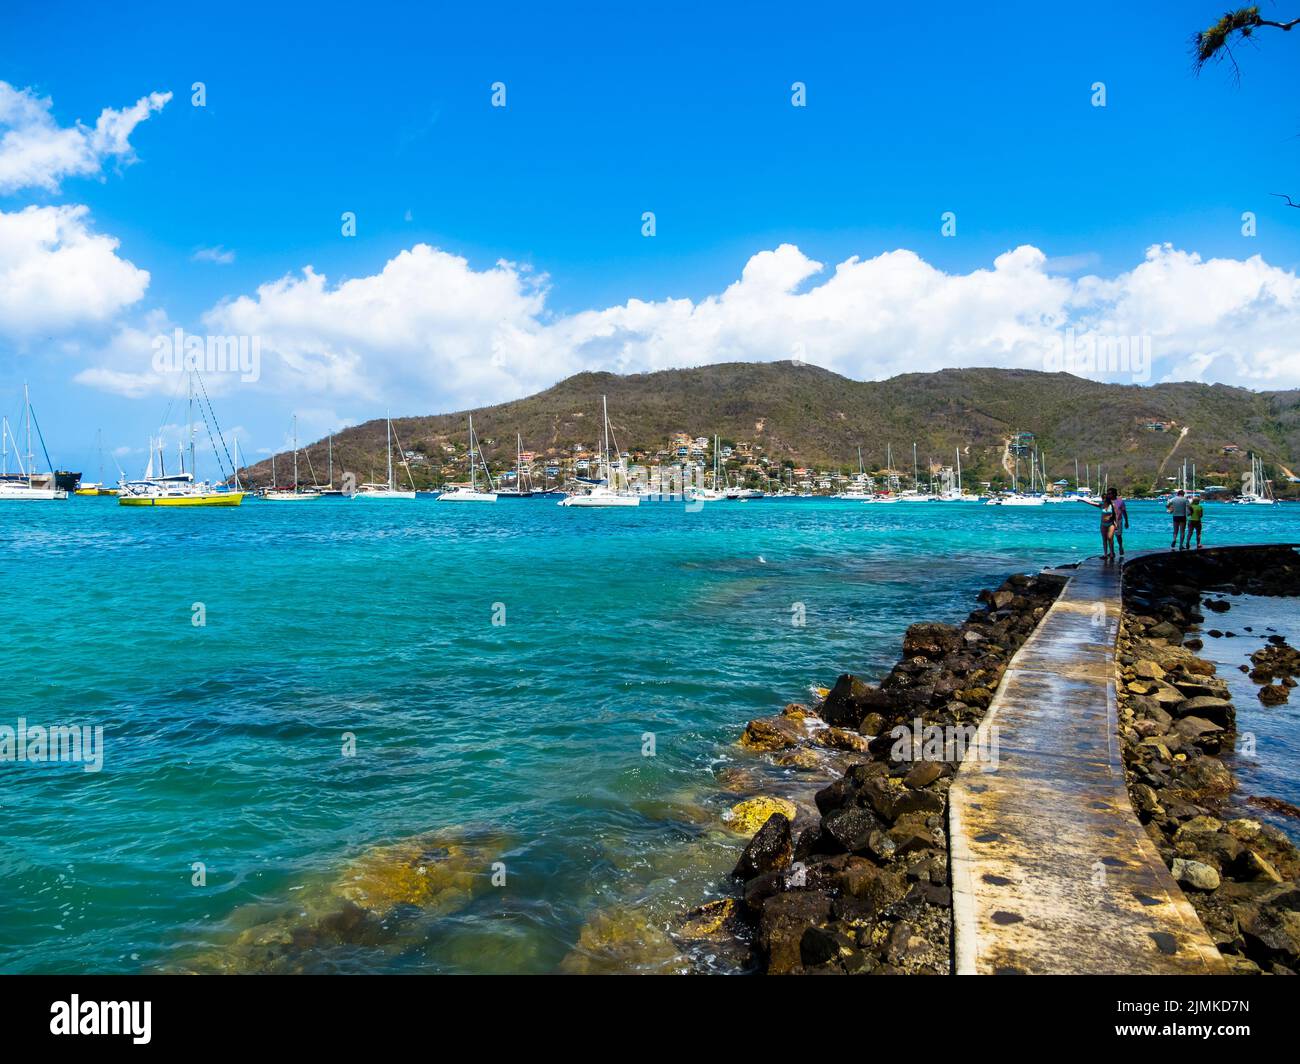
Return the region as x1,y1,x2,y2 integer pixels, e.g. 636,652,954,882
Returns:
263,416,321,501
355,413,417,499
0,385,68,501
438,415,498,502
933,448,981,502
686,433,726,502
558,395,640,507
496,434,534,498
1233,454,1276,505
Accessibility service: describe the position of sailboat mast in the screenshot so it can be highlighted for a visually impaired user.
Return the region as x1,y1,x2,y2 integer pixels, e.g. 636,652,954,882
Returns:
603,395,611,486
386,413,394,491
25,383,36,488
292,415,299,493
469,415,477,492
328,434,333,489
912,443,918,490
188,373,196,479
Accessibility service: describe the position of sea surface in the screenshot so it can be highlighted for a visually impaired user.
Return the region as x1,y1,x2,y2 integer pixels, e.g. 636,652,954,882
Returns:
2,496,1298,973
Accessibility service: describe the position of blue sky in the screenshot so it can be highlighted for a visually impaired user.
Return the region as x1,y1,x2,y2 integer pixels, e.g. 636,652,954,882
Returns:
2,0,1299,477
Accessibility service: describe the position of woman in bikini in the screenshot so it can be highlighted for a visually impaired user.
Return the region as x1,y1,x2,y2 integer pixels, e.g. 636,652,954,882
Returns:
1081,493,1118,560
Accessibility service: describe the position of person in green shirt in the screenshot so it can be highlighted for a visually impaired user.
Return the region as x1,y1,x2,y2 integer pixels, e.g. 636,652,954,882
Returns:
1187,494,1205,549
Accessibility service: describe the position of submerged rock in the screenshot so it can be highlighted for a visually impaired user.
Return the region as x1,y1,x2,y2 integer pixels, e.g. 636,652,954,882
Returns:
558,907,686,974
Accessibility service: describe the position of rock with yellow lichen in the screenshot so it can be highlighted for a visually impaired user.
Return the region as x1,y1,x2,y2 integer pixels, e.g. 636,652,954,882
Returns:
725,796,798,836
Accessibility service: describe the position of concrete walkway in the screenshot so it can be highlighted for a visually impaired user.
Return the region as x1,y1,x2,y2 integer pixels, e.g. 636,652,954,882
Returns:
948,555,1226,975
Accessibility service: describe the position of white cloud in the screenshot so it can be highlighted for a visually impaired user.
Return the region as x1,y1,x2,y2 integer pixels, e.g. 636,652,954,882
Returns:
0,204,150,337
70,240,1300,410
191,245,235,265
0,82,172,194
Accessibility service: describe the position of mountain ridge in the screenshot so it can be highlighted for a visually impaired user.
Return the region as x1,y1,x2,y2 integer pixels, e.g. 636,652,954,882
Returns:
238,363,1300,495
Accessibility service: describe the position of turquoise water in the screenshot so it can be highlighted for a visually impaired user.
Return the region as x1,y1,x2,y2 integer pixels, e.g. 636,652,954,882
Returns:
2,497,1298,973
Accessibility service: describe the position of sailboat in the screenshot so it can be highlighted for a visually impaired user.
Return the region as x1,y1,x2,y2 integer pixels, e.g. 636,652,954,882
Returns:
119,377,245,507
496,434,534,498
996,450,1046,506
310,433,345,496
438,415,498,502
0,385,69,501
263,416,321,501
837,447,872,500
686,434,726,503
933,448,981,502
1237,454,1277,505
73,429,119,495
355,413,417,499
558,396,640,507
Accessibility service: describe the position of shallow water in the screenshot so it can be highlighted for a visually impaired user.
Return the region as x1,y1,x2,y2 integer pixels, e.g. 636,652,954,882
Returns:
2,496,1298,973
1195,595,1300,844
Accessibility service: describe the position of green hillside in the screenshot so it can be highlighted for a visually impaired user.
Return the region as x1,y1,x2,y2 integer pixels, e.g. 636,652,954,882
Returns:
238,363,1300,496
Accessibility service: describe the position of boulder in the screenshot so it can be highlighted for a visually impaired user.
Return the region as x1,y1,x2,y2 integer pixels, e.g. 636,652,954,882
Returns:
901,622,963,661
726,796,798,836
823,805,881,853
1171,858,1221,892
818,674,889,729
757,890,834,974
739,715,804,751
733,813,793,880
1172,696,1233,725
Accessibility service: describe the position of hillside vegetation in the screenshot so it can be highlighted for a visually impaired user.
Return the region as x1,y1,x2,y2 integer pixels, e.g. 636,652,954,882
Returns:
239,363,1300,495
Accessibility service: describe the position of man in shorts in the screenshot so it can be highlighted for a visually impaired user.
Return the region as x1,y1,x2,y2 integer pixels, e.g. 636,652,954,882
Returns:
1167,489,1189,550
1187,493,1204,549
1108,488,1130,556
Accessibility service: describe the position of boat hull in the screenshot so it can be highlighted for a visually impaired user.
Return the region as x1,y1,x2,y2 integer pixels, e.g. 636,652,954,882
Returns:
0,487,69,501
437,490,498,503
119,492,245,507
558,494,640,507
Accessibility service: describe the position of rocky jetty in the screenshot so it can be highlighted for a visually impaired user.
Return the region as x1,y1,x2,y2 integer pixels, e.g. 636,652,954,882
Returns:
1121,546,1300,975
698,570,1066,974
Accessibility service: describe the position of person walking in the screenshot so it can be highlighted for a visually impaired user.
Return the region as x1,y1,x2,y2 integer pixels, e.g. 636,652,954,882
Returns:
1108,487,1130,556
1187,493,1204,549
1167,489,1190,550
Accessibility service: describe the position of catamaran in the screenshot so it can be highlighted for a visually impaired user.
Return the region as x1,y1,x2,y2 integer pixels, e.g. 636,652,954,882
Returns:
119,376,245,506
0,385,69,501
438,415,498,502
558,395,640,507
263,416,321,501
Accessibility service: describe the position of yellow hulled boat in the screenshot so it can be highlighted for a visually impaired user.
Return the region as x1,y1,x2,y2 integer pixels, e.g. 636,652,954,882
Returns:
120,372,246,508
119,488,244,506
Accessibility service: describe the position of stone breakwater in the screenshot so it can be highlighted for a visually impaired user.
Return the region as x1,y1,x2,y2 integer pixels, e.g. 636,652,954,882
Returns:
685,571,1066,974
1121,546,1300,975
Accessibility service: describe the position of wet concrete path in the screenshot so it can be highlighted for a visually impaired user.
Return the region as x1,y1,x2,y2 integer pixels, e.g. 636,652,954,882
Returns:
948,555,1226,974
